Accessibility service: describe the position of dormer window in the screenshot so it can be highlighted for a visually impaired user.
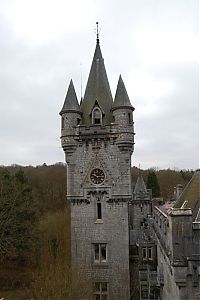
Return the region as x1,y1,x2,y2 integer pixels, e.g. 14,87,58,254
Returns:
92,107,102,125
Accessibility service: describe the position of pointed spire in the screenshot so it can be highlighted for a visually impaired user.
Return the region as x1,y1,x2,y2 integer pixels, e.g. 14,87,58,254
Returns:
80,42,113,125
134,174,147,194
60,79,81,115
112,75,134,110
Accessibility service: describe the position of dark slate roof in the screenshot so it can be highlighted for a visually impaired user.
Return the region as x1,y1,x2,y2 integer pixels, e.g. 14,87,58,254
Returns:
174,170,200,221
134,174,147,194
60,79,81,115
112,75,134,110
133,174,151,201
80,42,113,125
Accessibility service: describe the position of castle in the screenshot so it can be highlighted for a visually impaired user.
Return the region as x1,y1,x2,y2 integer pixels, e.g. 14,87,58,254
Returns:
60,32,200,299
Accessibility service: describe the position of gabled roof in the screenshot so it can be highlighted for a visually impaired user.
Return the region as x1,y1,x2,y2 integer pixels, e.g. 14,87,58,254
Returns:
80,41,113,125
174,170,200,220
60,79,81,115
112,75,134,110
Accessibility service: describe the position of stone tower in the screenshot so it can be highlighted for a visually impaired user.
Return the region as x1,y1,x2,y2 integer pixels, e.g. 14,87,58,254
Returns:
60,35,135,299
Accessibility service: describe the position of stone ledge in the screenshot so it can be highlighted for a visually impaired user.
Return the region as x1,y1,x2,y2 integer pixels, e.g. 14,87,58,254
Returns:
169,208,192,216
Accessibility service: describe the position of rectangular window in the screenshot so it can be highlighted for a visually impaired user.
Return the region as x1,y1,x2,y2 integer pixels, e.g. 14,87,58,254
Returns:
142,247,153,260
128,113,132,124
94,243,107,263
93,282,108,300
148,247,152,260
140,283,148,299
61,117,64,129
142,247,147,259
97,202,102,219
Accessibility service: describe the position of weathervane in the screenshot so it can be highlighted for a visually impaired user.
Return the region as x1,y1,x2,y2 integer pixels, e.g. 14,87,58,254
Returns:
96,21,100,44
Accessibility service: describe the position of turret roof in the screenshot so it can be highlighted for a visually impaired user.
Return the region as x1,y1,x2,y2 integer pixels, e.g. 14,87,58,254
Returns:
80,41,113,125
112,75,134,110
134,174,147,194
60,79,80,115
173,169,200,221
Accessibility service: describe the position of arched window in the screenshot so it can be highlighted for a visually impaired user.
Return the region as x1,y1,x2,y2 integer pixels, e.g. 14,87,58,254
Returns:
92,107,102,125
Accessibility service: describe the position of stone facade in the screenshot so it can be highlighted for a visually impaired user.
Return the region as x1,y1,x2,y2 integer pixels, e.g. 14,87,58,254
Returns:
60,35,200,300
60,38,134,299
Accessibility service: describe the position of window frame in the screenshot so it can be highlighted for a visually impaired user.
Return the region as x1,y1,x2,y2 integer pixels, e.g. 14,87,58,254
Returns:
142,246,153,260
142,247,147,260
92,107,102,125
94,243,107,264
97,202,102,219
148,247,152,260
93,282,108,300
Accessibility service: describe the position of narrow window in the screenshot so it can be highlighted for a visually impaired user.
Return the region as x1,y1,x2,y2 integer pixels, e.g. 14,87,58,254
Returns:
142,247,147,259
94,243,107,263
93,107,102,124
93,282,108,300
77,118,80,125
61,117,64,129
97,202,102,219
140,283,148,299
94,244,99,262
128,113,132,124
148,247,152,260
101,244,107,262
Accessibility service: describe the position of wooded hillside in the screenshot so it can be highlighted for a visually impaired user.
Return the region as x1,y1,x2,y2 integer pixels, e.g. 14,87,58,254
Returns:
0,164,194,299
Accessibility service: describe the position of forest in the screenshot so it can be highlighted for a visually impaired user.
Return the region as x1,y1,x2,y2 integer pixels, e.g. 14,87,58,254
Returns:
0,164,194,299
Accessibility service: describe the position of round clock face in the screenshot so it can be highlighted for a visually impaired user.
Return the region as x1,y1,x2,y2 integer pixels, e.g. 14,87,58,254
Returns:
90,168,105,184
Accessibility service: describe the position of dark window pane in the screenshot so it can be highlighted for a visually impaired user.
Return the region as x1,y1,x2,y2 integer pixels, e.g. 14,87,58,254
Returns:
95,244,99,261
142,247,147,258
61,117,64,129
102,296,107,300
94,282,100,292
101,282,107,292
97,202,102,219
101,244,107,261
94,118,101,124
93,108,101,124
128,112,133,124
148,247,152,259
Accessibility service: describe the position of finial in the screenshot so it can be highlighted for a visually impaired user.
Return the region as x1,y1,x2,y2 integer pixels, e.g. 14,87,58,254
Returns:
96,21,99,44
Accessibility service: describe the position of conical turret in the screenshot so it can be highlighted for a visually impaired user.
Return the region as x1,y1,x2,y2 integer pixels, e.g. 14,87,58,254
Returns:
60,79,81,115
113,75,134,111
112,75,135,151
80,41,113,125
59,80,82,157
134,174,147,194
133,174,151,201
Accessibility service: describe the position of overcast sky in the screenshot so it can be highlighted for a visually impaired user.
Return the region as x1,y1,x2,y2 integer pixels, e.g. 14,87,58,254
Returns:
0,0,199,170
